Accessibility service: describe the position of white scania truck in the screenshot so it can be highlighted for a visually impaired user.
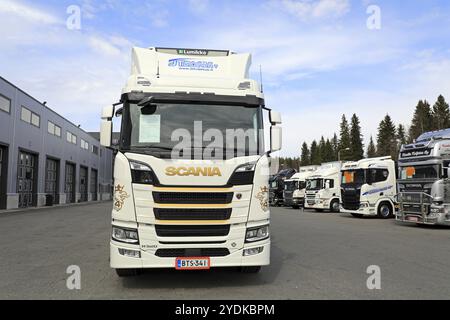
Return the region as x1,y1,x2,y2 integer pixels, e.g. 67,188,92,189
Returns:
305,162,342,212
397,129,450,226
340,157,397,218
283,166,318,209
100,47,282,276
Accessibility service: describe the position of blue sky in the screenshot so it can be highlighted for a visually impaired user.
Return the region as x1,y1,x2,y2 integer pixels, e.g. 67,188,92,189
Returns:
1,0,450,156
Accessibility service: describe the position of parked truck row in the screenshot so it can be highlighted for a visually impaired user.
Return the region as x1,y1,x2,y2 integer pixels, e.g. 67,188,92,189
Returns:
280,131,450,227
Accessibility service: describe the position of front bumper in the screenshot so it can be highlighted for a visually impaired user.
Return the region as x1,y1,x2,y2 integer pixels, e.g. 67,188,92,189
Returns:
396,211,450,226
284,197,304,207
110,239,271,269
340,206,377,216
305,199,329,209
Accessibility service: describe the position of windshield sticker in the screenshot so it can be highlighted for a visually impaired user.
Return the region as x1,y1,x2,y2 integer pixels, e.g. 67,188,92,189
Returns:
343,171,354,184
168,58,219,71
405,167,416,179
139,114,161,143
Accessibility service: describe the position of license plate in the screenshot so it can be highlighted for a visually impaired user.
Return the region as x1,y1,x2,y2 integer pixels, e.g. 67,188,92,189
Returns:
175,257,210,270
407,216,419,222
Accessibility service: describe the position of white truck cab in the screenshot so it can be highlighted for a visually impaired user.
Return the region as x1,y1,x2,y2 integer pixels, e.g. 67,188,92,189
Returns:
340,157,397,218
305,162,342,212
100,47,282,276
283,166,318,209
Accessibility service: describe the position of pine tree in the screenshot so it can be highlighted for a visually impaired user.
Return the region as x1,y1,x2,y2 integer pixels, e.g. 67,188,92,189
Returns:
339,115,351,161
323,139,335,162
432,95,450,130
377,114,398,159
408,100,433,141
319,136,326,163
331,133,339,161
300,142,310,166
397,124,407,152
350,114,364,160
310,140,321,165
367,136,377,158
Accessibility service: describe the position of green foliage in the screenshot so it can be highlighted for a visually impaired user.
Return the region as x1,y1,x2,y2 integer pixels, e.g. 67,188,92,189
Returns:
367,136,377,158
408,100,433,141
432,95,450,130
350,114,364,160
300,142,310,166
377,114,398,159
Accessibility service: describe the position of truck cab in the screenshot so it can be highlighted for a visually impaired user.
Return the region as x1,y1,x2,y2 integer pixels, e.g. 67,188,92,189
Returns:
269,168,296,207
340,157,396,218
100,47,282,276
305,162,342,212
397,129,450,226
283,166,318,209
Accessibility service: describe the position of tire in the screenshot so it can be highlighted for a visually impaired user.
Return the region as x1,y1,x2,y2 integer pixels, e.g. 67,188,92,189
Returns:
115,268,140,277
240,266,261,273
377,202,393,219
351,213,363,218
330,199,340,213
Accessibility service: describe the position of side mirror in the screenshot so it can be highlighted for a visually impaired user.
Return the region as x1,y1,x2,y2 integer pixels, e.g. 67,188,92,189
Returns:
100,120,112,147
101,105,114,119
270,126,282,152
100,105,114,147
269,110,282,125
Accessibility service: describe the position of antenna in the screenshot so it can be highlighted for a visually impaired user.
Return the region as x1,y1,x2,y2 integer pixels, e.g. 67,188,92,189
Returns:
259,65,264,93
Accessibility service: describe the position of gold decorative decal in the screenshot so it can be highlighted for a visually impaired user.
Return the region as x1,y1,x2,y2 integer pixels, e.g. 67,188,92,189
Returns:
255,186,269,212
114,184,130,211
165,167,222,177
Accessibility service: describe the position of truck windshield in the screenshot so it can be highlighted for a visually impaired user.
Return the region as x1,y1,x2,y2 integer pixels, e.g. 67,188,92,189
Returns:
306,179,323,190
341,169,365,185
122,102,263,159
399,165,440,180
284,181,299,191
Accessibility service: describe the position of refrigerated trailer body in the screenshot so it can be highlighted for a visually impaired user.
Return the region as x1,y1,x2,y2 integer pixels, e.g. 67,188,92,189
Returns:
397,129,450,226
340,157,397,218
100,47,282,276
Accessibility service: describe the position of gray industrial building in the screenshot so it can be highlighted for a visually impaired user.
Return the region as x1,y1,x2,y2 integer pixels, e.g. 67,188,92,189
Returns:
0,76,114,210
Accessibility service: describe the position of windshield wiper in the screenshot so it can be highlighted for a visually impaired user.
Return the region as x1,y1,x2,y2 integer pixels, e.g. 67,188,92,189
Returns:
129,145,174,152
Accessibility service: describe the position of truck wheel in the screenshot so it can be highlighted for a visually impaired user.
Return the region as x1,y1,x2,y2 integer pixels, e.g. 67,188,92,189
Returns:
330,199,340,213
240,266,261,273
377,202,393,219
115,269,140,277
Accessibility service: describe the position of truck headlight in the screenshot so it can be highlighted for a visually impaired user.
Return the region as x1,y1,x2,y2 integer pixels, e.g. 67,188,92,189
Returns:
130,161,154,185
228,162,256,185
112,226,139,244
359,202,369,208
245,225,269,243
430,208,443,214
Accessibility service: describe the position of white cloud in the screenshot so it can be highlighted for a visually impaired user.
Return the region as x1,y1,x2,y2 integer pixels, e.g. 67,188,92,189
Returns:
88,36,123,57
277,0,350,20
188,0,209,14
0,0,60,24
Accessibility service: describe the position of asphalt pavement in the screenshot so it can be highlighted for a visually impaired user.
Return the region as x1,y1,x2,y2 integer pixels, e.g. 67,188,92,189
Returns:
0,202,449,299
